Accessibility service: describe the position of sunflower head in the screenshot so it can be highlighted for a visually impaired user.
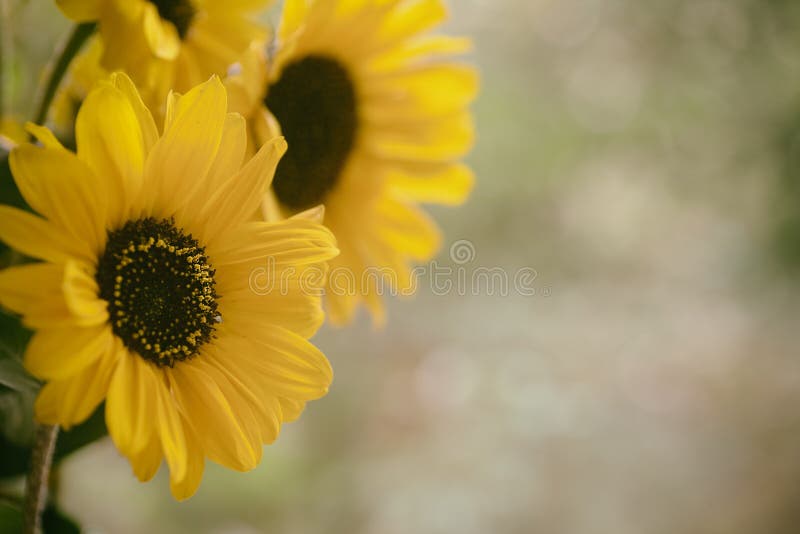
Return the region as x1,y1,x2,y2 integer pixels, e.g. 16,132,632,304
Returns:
0,71,338,500
230,0,478,326
56,0,272,109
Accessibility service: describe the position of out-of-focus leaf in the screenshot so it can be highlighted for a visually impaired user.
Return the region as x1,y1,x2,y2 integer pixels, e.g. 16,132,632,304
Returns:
0,310,32,364
0,500,81,534
0,311,37,447
0,404,108,479
0,383,37,446
0,153,26,212
0,153,31,267
0,500,24,533
42,504,81,534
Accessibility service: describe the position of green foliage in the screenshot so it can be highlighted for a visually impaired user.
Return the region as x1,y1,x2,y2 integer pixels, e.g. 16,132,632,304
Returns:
771,108,800,272
0,153,27,212
0,500,81,534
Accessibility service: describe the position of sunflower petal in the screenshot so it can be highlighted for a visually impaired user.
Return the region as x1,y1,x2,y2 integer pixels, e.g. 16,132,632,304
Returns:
0,206,93,264
25,323,112,380
0,263,105,328
55,0,101,21
106,353,158,458
9,144,107,253
199,136,287,245
142,77,227,217
169,360,260,471
169,426,204,501
34,342,121,429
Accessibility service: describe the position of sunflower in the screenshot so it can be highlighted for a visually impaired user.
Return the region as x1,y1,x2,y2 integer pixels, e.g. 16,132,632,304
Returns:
50,38,108,140
227,0,477,325
0,73,338,499
56,0,271,111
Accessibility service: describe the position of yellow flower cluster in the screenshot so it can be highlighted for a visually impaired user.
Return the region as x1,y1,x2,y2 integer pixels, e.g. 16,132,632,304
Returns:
0,0,476,500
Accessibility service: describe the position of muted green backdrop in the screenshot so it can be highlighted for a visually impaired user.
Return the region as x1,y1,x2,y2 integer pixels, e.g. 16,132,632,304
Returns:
3,0,800,532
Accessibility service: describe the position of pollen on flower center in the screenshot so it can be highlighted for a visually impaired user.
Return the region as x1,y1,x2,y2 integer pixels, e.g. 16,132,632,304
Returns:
96,218,219,367
149,0,196,40
265,55,358,210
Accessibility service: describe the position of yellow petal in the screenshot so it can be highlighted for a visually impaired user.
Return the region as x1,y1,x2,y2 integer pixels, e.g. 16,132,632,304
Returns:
362,64,477,119
25,123,65,150
142,77,227,217
205,360,281,444
169,426,204,501
63,261,108,324
214,324,332,401
130,431,163,482
199,136,287,245
154,373,189,482
55,0,101,21
378,0,447,44
76,80,147,227
142,4,180,60
211,218,337,266
0,263,105,328
9,145,107,253
34,342,121,429
182,112,247,216
279,0,309,41
365,111,474,161
387,162,473,205
278,398,305,423
0,206,94,264
106,353,158,458
369,35,472,72
375,197,441,260
108,72,159,154
169,360,260,471
25,323,112,380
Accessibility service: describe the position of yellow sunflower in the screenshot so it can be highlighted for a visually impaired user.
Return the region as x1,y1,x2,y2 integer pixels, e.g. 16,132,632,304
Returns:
227,0,477,325
56,0,271,110
0,72,337,499
50,38,108,140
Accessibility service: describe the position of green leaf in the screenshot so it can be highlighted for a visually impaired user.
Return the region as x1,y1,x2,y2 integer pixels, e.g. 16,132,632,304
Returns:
0,404,108,479
43,504,82,534
0,499,81,534
0,311,37,448
0,310,32,365
0,500,23,533
0,152,27,212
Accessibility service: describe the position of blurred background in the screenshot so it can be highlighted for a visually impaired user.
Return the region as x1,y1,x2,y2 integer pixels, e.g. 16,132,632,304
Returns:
4,0,800,532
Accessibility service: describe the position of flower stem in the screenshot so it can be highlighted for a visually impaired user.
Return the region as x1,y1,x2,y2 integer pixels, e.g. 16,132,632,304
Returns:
31,22,96,128
23,424,59,534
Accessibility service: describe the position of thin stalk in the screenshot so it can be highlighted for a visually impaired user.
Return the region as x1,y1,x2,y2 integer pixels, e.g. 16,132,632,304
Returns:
31,22,95,127
23,424,59,534
0,0,11,116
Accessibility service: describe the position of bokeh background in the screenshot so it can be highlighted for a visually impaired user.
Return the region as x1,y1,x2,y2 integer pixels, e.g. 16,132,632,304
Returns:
4,0,800,532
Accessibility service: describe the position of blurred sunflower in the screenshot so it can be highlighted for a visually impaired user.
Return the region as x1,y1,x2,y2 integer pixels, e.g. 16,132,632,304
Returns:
50,38,108,141
55,0,271,110
228,0,477,325
0,117,27,150
0,73,337,499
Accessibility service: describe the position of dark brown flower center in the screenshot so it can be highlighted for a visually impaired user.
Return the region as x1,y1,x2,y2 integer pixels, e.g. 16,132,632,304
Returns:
96,218,218,367
265,55,358,210
149,0,196,39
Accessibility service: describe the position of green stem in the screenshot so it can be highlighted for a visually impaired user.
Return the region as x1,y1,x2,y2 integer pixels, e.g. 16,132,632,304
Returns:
0,0,12,116
23,424,59,534
31,22,96,128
